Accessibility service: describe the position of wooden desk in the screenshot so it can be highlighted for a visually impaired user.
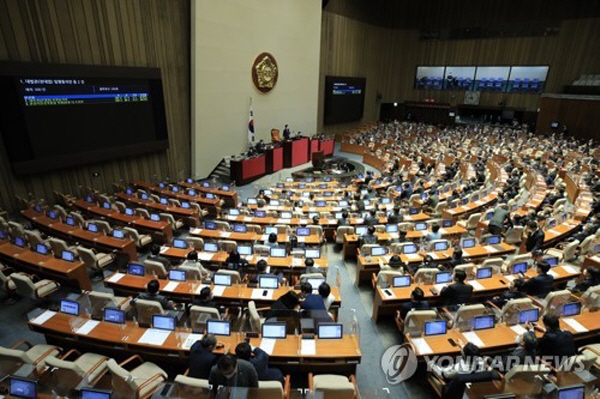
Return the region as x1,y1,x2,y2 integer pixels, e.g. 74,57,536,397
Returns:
0,242,91,290
22,208,138,261
132,181,219,210
371,265,580,322
189,228,323,246
178,180,238,207
112,194,200,227
29,310,361,376
442,192,499,219
223,215,338,228
73,199,173,241
543,219,582,246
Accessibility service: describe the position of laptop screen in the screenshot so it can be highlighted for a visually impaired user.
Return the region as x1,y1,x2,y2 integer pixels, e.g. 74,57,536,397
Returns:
237,245,252,256
414,222,427,231
371,247,386,256
476,267,493,279
61,250,75,262
81,388,112,399
228,208,240,216
393,275,411,288
324,191,333,197
518,308,539,324
254,210,266,218
306,278,326,291
87,223,99,233
512,262,528,275
0,230,5,239
188,190,197,196
150,214,161,221
265,226,278,235
318,323,343,339
206,193,215,199
424,320,447,336
125,208,134,216
207,319,230,336
104,308,125,324
152,315,176,331
262,323,287,339
202,182,210,188
125,188,133,195
409,207,419,215
472,194,480,202
381,197,391,205
14,237,25,247
9,377,36,399
128,263,145,276
158,183,166,188
221,185,230,191
473,315,495,331
562,302,581,317
181,201,191,209
247,198,258,205
338,200,349,207
140,193,149,200
355,226,367,236
386,224,399,233
47,210,58,219
172,186,180,193
35,243,49,255
296,227,311,236
557,385,585,399
420,193,428,200
85,195,94,203
259,276,279,289
169,269,186,281
442,219,454,228
435,272,452,284
159,198,168,205
433,241,449,252
486,211,494,220
173,239,188,249
233,224,247,233
65,216,77,226
270,247,287,258
60,299,80,316
270,200,280,206
403,244,418,254
280,212,292,219
204,242,218,253
461,197,469,206
214,273,232,286
544,256,559,267
305,248,321,259
486,235,502,245
34,204,43,212
461,238,476,249
112,229,125,239
204,221,217,230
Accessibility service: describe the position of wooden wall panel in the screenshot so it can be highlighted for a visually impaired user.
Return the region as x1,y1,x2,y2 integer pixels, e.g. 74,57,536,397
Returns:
319,12,600,134
0,0,190,214
537,97,600,141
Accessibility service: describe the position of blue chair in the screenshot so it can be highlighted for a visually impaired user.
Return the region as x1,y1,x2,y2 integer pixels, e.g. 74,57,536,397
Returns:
494,78,504,90
478,78,487,89
522,78,530,90
513,78,521,90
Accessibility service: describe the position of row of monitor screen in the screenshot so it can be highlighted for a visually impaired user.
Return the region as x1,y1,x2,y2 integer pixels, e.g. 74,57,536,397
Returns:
171,239,321,258
122,186,219,198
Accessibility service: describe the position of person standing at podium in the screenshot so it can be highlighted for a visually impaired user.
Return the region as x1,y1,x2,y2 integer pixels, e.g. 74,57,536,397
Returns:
283,124,291,141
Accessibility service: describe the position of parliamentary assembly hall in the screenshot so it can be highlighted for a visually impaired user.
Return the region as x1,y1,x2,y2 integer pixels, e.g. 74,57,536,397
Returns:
0,0,599,398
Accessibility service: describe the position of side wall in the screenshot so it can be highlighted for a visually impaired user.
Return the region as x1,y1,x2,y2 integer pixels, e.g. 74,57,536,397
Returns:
0,0,191,214
191,0,322,178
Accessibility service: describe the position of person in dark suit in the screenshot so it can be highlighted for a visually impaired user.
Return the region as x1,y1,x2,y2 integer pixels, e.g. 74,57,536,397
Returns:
188,334,219,379
439,269,473,306
300,282,332,323
387,207,403,224
503,331,538,369
358,225,378,247
399,287,430,320
525,221,545,254
149,244,171,270
491,277,526,307
337,211,350,226
447,247,465,269
528,313,576,366
283,124,291,141
192,286,218,309
235,341,283,382
488,204,512,235
365,209,379,226
522,260,553,298
136,279,175,310
570,266,600,293
209,354,259,392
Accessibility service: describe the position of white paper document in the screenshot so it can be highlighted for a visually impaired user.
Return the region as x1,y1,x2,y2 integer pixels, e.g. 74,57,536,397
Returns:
182,333,203,350
163,282,179,292
547,229,559,236
244,217,253,222
30,310,56,325
483,245,498,253
411,338,433,355
561,265,578,274
504,275,516,282
259,338,277,355
198,253,214,261
252,289,274,300
212,286,226,297
462,331,485,347
469,280,485,291
297,237,305,243
76,320,100,335
107,272,125,283
138,329,171,346
292,258,303,267
190,228,202,234
221,232,232,238
548,270,559,278
159,246,169,254
194,284,208,294
510,324,527,336
563,318,588,333
405,253,421,261
301,339,316,355
277,219,287,224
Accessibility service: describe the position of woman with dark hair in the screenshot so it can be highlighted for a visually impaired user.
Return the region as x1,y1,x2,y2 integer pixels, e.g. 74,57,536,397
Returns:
264,232,278,248
430,342,487,380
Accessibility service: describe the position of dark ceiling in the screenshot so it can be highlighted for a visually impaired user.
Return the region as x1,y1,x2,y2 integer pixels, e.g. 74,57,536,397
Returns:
324,0,600,30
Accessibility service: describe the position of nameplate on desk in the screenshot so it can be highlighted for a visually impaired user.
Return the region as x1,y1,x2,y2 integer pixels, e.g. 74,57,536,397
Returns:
411,338,433,355
76,320,100,335
159,246,169,254
138,329,171,346
182,333,203,350
483,245,498,253
563,318,588,333
259,338,276,355
469,280,485,291
198,253,214,261
561,265,578,274
107,273,125,283
221,232,232,238
252,289,274,300
462,331,485,347
163,282,179,292
212,286,226,297
301,339,316,356
30,310,57,325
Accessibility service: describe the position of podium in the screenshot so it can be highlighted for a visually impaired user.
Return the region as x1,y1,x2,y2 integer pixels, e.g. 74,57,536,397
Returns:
230,155,266,186
283,137,310,168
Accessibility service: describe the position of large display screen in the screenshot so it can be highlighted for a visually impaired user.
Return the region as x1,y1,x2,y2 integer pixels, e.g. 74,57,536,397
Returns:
0,62,169,175
324,76,366,124
507,66,549,93
415,66,445,90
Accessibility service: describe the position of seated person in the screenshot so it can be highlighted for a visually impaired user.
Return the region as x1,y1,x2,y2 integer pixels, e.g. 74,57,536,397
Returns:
299,282,332,323
225,249,248,271
430,342,486,380
304,258,320,275
189,334,219,379
179,251,210,278
136,279,175,310
528,313,576,366
267,290,300,319
570,266,600,293
235,341,283,382
522,260,553,298
317,282,335,311
149,244,171,270
426,224,442,241
264,232,278,248
491,277,526,307
439,269,473,307
447,247,464,269
209,354,258,392
192,286,217,309
358,225,378,247
503,331,538,369
365,209,379,226
387,207,403,224
399,287,430,320
337,211,350,226
378,255,404,272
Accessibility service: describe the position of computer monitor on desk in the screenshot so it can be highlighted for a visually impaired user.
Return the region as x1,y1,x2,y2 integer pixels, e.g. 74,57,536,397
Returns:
103,308,125,324
152,315,176,331
259,275,279,289
207,319,230,336
237,244,252,256
169,269,186,281
557,385,585,399
473,315,495,331
355,226,367,236
511,262,528,275
262,323,287,339
561,302,582,317
318,323,343,339
476,267,493,279
403,244,418,255
9,377,37,399
80,388,112,399
128,263,145,276
424,320,447,336
460,237,476,249
393,275,411,288
435,272,452,284
518,308,539,324
214,273,232,286
270,247,287,258
305,248,321,259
